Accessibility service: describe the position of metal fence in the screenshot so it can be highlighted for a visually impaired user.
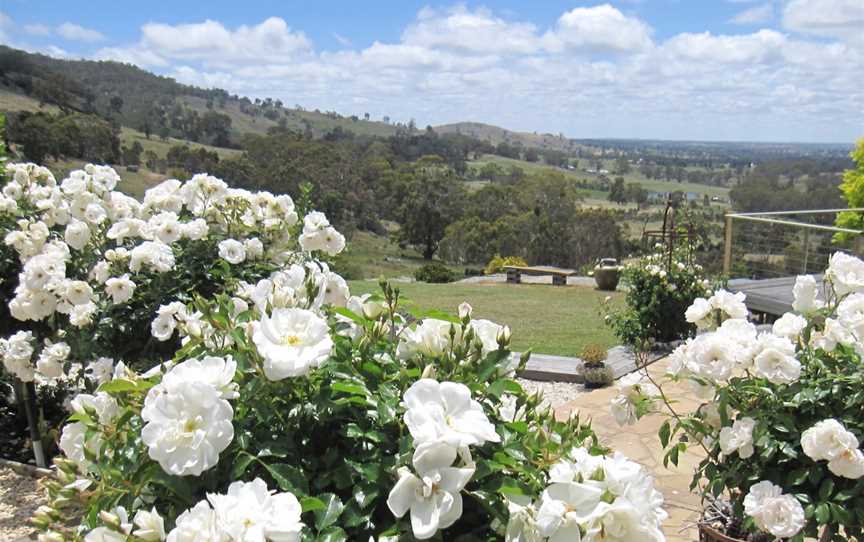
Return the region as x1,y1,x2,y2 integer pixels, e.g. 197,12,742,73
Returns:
723,209,864,278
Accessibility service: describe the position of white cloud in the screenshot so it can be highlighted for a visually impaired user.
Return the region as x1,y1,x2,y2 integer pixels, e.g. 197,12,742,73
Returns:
783,0,864,41
56,22,105,42
544,4,653,53
333,33,352,47
94,46,169,68
730,3,773,25
663,30,787,63
139,17,311,66
402,6,540,54
24,23,51,36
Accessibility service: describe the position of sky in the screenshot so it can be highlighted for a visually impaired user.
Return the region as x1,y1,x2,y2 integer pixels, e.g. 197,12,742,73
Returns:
1,0,862,143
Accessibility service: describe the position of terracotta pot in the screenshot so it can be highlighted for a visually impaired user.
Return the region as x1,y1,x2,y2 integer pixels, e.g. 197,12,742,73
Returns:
699,524,746,542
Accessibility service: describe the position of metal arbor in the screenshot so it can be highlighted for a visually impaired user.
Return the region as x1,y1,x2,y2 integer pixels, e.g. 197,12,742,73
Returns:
642,198,698,271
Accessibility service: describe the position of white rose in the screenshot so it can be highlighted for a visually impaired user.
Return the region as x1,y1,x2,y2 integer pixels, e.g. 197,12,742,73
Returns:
217,239,246,264
151,315,176,342
252,308,333,380
322,272,349,308
719,417,756,459
685,297,713,328
801,418,859,461
64,220,91,250
827,252,864,296
166,501,219,542
403,379,500,447
141,380,234,476
387,441,474,540
244,237,264,259
132,507,166,542
771,313,807,341
397,319,455,360
207,478,304,541
105,275,136,304
792,274,823,312
163,356,239,400
709,290,748,320
84,527,127,542
743,481,805,538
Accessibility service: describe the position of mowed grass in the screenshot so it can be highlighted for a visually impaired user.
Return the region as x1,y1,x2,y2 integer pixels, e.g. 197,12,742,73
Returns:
348,280,623,357
338,231,466,279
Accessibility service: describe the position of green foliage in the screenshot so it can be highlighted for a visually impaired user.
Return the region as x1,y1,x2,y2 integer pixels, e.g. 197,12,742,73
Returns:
604,247,711,347
835,138,864,242
413,261,456,283
6,111,120,164
484,254,528,275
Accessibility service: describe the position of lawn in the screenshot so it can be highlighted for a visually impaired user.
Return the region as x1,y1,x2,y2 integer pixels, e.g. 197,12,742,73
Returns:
348,280,623,357
337,231,467,279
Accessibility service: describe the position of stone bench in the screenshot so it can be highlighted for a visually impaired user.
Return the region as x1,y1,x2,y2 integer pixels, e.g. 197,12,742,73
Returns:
503,265,576,286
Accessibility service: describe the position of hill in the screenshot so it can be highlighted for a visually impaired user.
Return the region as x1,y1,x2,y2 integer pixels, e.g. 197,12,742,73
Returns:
0,45,398,145
434,121,582,153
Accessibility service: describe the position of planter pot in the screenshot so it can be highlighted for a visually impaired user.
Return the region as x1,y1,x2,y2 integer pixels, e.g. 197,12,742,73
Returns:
593,258,621,291
699,524,745,542
582,362,613,389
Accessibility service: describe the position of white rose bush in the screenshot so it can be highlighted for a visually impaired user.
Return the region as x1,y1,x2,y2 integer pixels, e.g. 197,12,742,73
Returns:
611,251,864,541
0,164,668,541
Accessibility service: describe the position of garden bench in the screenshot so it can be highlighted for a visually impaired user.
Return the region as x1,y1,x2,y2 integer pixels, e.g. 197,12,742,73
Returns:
503,265,576,286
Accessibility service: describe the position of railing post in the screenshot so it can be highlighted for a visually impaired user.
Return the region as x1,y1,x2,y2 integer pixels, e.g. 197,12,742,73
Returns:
723,213,733,275
855,235,863,257
802,228,810,274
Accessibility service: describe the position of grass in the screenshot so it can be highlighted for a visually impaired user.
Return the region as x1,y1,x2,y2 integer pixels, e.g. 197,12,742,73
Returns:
337,231,467,279
348,280,623,357
119,127,242,161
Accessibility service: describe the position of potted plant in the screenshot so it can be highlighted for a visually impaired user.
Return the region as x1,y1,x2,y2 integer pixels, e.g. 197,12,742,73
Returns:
593,257,622,291
581,343,614,388
610,252,864,542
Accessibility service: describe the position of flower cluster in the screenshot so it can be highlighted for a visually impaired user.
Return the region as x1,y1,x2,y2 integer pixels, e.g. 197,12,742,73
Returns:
505,448,667,542
0,163,343,390
613,251,864,540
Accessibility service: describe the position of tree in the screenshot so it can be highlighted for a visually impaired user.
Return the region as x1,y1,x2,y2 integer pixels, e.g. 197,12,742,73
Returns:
835,138,864,242
524,148,539,162
608,177,627,204
395,164,465,259
110,96,124,115
614,156,631,174
625,182,648,210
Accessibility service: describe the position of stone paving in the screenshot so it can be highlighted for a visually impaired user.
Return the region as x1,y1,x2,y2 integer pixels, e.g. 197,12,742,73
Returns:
555,356,705,542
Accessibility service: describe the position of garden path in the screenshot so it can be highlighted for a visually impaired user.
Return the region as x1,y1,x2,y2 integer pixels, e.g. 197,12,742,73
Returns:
555,357,704,542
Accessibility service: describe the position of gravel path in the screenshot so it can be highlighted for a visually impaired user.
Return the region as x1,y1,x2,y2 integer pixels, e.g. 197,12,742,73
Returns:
516,378,585,409
0,465,45,541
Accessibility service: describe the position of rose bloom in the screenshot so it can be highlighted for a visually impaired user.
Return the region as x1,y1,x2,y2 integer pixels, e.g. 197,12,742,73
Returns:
743,481,805,538
827,252,864,296
252,307,333,380
402,379,500,448
719,417,756,459
141,376,234,476
217,239,246,264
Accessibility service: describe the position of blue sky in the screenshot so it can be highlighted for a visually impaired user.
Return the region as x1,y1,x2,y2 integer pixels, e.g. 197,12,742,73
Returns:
1,1,862,142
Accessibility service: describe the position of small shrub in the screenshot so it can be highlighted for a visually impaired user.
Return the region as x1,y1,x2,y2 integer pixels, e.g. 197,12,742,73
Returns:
414,261,456,283
485,254,528,275
580,343,608,364
604,246,713,348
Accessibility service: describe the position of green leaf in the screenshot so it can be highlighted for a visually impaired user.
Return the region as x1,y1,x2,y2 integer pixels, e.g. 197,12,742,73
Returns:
659,420,671,449
818,478,835,501
301,496,327,513
315,526,347,542
331,382,368,396
264,463,309,495
231,452,256,479
313,493,345,531
99,378,153,394
814,502,830,524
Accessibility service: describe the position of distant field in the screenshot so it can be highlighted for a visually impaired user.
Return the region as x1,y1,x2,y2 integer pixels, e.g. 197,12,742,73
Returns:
470,154,731,199
349,280,623,357
119,127,243,161
0,89,51,113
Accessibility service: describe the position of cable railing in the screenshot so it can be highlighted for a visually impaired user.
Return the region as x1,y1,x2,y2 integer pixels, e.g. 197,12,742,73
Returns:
723,209,864,279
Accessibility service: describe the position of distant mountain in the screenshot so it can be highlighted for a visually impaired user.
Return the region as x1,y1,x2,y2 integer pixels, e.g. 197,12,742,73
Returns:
433,121,580,153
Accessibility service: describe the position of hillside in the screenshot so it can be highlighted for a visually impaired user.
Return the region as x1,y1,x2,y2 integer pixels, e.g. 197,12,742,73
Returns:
434,121,583,153
0,45,398,145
